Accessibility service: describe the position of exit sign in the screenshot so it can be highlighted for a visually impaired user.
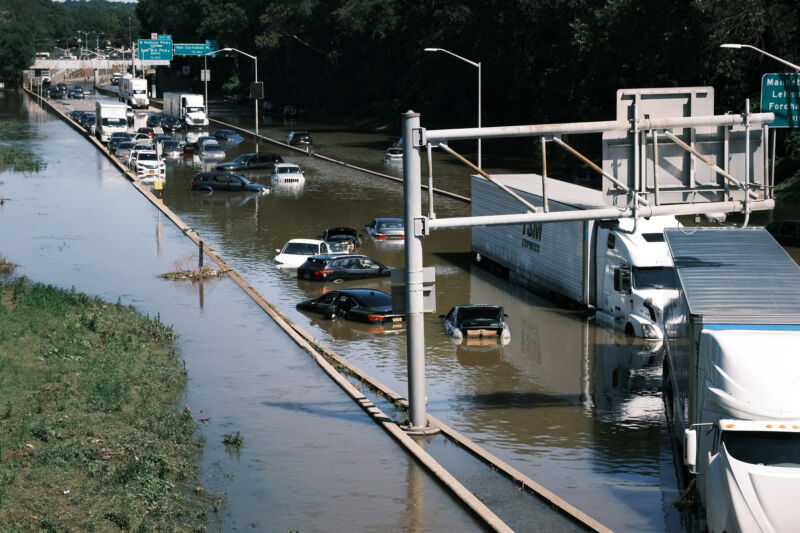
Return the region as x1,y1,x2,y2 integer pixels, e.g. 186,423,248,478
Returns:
761,73,800,128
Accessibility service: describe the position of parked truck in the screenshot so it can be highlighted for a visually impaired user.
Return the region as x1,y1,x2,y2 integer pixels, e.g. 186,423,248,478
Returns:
163,92,208,128
119,76,149,109
471,174,680,339
661,227,800,533
95,100,128,143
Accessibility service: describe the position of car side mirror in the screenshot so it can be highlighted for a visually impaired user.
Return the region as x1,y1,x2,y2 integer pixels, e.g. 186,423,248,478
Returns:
275,249,280,253
683,428,697,472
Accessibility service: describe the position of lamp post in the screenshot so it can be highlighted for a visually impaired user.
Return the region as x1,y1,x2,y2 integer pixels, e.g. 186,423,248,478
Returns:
424,47,482,169
77,30,90,57
720,43,800,72
202,49,218,117
218,47,259,136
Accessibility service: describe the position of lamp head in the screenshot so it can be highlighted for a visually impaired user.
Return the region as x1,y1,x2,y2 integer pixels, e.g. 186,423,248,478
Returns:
423,48,439,52
720,43,742,49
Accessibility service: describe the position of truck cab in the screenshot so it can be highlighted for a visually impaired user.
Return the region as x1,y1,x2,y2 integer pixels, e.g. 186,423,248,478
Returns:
595,216,680,339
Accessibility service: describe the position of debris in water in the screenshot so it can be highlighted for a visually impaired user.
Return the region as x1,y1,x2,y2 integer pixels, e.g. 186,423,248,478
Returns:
159,266,229,281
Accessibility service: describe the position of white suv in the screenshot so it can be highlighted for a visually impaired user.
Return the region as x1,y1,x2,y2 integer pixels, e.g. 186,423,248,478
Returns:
129,150,165,182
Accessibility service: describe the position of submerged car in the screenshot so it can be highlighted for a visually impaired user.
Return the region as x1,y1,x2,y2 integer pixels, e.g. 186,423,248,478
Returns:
161,115,182,131
211,129,244,145
286,130,312,146
197,139,225,160
216,152,283,171
129,150,166,182
274,239,348,268
190,172,269,193
365,217,405,241
270,162,305,184
161,140,183,158
384,146,403,162
319,227,362,252
297,254,394,282
296,288,405,325
440,305,511,346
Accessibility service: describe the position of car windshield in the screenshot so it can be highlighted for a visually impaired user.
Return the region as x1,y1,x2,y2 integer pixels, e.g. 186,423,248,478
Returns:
632,266,676,290
102,118,127,127
278,166,300,174
723,431,800,467
118,142,134,149
327,231,356,241
328,242,349,253
204,144,223,152
133,89,146,95
186,107,203,113
231,155,250,163
282,243,320,255
457,307,503,327
138,153,158,161
163,142,180,149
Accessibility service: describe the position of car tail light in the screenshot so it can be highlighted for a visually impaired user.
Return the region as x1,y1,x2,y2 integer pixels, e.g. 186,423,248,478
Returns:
316,269,333,277
367,314,385,322
374,234,387,240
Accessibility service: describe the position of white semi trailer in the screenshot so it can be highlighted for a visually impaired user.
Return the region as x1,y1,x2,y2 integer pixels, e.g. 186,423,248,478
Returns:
662,227,800,533
471,174,680,339
119,77,149,108
163,92,208,128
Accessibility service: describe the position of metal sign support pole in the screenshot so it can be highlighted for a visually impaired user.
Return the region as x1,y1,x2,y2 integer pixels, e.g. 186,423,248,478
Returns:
402,110,430,432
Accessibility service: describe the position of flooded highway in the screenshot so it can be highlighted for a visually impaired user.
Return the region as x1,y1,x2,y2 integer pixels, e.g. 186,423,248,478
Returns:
4,88,800,531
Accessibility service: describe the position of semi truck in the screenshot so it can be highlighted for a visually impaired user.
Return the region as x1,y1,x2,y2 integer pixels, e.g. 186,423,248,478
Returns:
119,77,149,108
471,174,680,339
163,92,208,128
662,227,800,533
95,100,128,143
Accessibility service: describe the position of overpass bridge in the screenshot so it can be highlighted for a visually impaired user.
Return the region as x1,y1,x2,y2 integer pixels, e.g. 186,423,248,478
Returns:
31,58,170,71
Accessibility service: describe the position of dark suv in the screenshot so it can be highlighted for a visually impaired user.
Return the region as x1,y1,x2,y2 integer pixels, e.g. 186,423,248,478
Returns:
190,172,269,193
286,130,312,146
297,254,394,282
216,152,283,171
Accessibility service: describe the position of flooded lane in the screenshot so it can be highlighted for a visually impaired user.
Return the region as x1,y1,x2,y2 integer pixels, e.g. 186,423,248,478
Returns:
0,91,487,532
152,105,688,531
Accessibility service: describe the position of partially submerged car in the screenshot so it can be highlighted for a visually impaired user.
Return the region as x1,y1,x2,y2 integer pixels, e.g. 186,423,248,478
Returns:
365,217,405,241
286,130,312,147
216,152,283,171
274,238,348,268
211,129,244,146
296,288,405,326
190,172,269,193
270,162,305,184
440,305,511,346
161,140,183,158
197,139,225,160
129,150,166,182
384,146,403,162
297,254,394,282
319,227,362,252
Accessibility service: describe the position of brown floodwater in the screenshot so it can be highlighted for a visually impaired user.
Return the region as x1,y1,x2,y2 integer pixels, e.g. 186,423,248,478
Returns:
6,89,799,532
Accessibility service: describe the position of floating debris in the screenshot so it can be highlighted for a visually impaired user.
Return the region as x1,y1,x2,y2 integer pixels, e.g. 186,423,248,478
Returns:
158,266,229,281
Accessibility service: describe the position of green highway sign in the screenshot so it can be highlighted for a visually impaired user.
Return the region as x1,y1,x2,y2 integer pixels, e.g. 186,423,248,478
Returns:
138,38,173,61
761,73,800,128
174,40,219,56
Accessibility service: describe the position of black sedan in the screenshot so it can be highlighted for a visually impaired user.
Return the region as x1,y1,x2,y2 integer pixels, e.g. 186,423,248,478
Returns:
296,288,405,325
319,227,362,251
161,116,182,132
190,172,269,193
297,254,394,282
146,113,163,128
216,152,283,171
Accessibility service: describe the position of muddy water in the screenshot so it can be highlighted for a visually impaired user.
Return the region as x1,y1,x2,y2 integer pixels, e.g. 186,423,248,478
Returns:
8,91,800,532
151,106,689,531
0,92,486,532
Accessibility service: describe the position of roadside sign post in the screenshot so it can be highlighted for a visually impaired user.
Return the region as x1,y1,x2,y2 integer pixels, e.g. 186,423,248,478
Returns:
761,73,800,128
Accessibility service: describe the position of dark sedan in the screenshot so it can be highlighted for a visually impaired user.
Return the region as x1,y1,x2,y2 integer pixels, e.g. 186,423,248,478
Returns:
440,305,511,346
161,116,182,132
190,172,269,193
216,152,283,171
297,254,394,282
146,113,163,128
319,227,362,251
296,288,405,325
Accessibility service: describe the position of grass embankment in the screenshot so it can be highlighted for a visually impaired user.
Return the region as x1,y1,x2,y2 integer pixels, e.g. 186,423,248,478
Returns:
0,275,213,531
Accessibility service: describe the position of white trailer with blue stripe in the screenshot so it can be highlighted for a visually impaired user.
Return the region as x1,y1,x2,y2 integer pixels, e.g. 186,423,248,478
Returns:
663,227,800,533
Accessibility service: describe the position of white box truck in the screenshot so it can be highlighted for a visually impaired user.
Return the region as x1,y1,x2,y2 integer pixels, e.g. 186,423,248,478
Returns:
95,100,128,143
471,174,680,339
663,227,800,533
119,77,149,108
163,92,208,128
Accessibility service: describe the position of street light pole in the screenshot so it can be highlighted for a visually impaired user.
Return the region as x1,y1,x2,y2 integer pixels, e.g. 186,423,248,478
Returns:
720,43,800,72
218,47,259,136
424,47,482,169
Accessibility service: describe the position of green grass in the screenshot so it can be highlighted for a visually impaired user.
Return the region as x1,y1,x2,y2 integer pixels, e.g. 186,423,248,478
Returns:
0,277,214,531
